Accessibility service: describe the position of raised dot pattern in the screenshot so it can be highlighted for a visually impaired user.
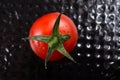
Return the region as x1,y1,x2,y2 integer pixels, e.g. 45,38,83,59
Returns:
0,0,120,80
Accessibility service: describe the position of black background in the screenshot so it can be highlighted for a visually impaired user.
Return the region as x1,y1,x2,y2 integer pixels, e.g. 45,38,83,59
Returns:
0,0,120,80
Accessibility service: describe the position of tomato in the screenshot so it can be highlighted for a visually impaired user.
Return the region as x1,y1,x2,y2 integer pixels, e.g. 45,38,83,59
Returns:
28,12,78,61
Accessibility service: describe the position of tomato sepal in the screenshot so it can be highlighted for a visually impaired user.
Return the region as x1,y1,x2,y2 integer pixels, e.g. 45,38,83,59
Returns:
45,47,54,69
22,35,50,43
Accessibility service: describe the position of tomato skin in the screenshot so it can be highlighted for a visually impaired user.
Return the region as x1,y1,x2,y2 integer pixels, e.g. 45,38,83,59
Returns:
29,12,78,61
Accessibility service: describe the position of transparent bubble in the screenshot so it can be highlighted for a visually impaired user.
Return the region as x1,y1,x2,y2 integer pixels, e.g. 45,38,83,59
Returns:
73,13,77,19
104,45,111,50
77,43,82,48
95,53,101,58
113,27,120,33
69,5,74,13
116,42,120,46
88,0,95,7
104,54,111,60
86,43,91,48
86,26,93,31
79,30,85,38
11,44,14,48
97,5,105,13
96,14,104,24
90,13,95,20
118,56,120,60
5,48,9,53
94,44,101,50
77,53,81,57
109,61,114,65
96,64,100,67
113,35,119,42
61,4,69,11
4,55,7,62
92,7,96,13
76,0,83,6
117,47,120,51
95,24,100,31
87,13,95,22
9,53,12,57
78,15,82,22
104,35,112,42
65,5,69,10
86,63,90,66
86,34,92,40
14,11,19,20
86,53,91,57
114,54,120,60
19,45,22,49
8,12,12,18
77,24,82,30
108,14,115,21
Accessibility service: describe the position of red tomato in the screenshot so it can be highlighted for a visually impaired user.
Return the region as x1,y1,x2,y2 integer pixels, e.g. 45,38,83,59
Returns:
29,12,78,61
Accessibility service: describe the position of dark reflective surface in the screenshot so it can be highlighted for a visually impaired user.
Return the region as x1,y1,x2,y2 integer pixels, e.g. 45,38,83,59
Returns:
0,0,120,80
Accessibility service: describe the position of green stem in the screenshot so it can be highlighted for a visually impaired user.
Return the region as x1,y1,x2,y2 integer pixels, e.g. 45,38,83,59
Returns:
52,13,62,35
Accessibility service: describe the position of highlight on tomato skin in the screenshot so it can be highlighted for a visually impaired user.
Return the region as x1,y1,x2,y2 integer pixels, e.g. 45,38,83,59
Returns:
24,12,78,62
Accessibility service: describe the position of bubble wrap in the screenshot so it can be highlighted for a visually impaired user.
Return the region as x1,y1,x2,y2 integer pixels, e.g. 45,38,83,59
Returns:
0,0,120,80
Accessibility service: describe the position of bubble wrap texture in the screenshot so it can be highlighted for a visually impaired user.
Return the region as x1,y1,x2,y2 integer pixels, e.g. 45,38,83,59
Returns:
0,0,120,80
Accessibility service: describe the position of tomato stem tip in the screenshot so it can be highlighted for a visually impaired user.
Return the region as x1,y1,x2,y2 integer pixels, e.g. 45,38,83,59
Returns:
22,38,27,41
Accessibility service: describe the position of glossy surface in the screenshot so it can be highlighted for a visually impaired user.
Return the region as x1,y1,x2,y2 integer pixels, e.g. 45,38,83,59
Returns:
29,12,78,61
0,0,120,80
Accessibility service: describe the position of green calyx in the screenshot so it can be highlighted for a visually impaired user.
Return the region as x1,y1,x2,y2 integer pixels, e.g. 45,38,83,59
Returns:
23,13,76,69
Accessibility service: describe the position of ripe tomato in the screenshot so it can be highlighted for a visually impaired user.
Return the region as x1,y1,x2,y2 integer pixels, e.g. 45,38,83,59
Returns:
29,12,78,61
